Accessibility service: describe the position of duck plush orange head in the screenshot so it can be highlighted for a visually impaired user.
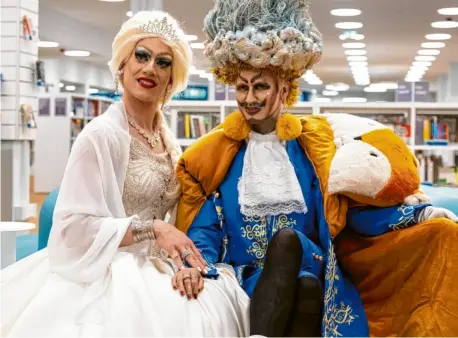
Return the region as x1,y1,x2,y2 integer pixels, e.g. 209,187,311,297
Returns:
324,113,429,207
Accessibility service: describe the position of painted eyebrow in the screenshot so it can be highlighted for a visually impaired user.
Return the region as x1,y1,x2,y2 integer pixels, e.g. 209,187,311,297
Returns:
136,45,172,58
239,71,264,84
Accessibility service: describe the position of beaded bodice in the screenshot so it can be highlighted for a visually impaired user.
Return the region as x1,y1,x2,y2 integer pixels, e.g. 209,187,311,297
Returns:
122,137,179,222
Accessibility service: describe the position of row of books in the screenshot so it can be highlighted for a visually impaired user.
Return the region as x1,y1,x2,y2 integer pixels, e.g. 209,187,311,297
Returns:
177,113,220,139
419,116,454,145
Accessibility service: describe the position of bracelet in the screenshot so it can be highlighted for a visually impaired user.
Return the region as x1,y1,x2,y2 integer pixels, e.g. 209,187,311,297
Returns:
131,218,155,243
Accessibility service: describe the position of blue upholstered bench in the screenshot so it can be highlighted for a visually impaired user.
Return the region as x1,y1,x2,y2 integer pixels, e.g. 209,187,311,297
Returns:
15,188,59,261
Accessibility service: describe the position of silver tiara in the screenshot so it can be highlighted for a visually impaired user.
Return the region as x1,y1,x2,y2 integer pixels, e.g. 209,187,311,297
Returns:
140,17,180,43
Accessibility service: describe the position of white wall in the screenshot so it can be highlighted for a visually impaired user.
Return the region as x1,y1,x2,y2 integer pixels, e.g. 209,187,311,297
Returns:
41,58,114,93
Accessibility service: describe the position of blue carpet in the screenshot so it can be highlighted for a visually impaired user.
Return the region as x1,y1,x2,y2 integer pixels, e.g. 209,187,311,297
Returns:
16,233,39,261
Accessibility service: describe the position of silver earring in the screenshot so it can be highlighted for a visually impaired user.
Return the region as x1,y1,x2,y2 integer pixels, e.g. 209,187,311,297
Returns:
162,84,172,109
114,69,124,94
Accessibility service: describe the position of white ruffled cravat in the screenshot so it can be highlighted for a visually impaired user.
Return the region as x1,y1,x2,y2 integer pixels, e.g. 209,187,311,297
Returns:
238,131,308,218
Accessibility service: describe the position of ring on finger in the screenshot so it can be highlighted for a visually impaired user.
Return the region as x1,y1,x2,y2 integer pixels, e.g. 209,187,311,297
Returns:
181,249,192,260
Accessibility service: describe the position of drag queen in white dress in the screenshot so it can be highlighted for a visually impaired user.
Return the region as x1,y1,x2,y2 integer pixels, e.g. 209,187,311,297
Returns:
0,11,249,337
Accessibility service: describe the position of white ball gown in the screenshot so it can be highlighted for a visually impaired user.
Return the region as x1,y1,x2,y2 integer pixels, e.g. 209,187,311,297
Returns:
0,137,249,337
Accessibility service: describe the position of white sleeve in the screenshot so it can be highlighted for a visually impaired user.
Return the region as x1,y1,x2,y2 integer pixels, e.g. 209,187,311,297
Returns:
47,132,132,283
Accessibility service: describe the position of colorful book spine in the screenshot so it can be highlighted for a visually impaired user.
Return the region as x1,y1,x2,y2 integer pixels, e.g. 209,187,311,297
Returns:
184,114,191,138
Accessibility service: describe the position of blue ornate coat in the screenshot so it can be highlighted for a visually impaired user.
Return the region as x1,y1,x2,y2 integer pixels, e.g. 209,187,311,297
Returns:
186,139,429,337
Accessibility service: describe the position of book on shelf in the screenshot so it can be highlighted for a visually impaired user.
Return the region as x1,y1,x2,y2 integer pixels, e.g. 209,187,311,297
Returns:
415,115,456,146
71,118,85,138
177,112,221,139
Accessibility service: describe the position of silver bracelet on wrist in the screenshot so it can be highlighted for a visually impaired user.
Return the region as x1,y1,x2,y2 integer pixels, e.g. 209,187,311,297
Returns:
131,218,155,243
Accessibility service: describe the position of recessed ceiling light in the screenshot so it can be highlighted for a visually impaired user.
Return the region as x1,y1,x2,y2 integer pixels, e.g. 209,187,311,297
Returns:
415,55,436,62
342,42,366,49
347,56,368,61
65,85,76,91
412,61,432,67
343,97,367,103
421,42,445,48
431,21,458,29
331,8,361,17
58,83,64,88
418,49,440,56
425,33,452,40
37,40,59,48
190,42,205,49
308,80,323,85
323,90,339,96
64,50,91,57
339,33,365,41
88,88,99,94
315,97,332,103
126,11,133,17
184,35,198,41
345,49,367,56
326,83,350,91
438,7,458,15
349,61,368,67
335,22,363,29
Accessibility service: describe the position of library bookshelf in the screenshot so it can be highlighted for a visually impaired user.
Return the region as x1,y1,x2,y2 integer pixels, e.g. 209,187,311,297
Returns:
33,96,458,192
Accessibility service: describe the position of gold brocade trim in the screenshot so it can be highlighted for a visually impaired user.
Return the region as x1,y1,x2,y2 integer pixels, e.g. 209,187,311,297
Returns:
241,215,297,261
241,216,268,260
323,243,357,337
273,215,297,234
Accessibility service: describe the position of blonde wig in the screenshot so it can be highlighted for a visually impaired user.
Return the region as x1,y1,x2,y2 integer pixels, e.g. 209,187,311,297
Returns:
109,11,190,175
109,10,193,103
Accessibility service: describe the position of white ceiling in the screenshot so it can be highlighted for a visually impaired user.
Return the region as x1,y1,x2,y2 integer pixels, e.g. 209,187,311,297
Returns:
39,0,458,87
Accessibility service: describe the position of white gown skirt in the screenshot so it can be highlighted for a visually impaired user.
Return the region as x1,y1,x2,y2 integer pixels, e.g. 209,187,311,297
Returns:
1,249,250,337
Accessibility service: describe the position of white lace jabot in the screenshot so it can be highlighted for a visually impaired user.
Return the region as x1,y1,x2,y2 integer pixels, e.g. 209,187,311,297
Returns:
237,131,308,218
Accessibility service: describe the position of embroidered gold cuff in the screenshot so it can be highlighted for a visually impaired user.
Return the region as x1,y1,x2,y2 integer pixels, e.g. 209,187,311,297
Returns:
131,218,155,243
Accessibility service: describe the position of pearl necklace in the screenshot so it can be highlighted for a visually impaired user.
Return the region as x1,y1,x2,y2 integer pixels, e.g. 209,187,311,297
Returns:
127,114,161,149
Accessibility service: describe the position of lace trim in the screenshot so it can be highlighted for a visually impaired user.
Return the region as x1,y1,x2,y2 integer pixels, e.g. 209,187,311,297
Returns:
238,135,307,218
240,201,307,218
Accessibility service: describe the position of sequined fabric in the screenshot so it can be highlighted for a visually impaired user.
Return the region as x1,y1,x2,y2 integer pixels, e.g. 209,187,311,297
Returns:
123,138,179,221
122,137,179,258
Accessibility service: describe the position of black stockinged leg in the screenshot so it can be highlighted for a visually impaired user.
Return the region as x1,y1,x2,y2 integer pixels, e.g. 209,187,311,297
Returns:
286,275,324,337
250,228,303,337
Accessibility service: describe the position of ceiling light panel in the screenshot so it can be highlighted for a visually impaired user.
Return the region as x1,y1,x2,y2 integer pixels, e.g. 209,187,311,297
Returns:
345,49,367,56
347,56,368,61
418,49,440,56
438,7,458,15
335,22,363,29
331,8,361,16
421,42,445,48
415,55,436,61
342,42,366,49
431,21,458,29
425,33,452,40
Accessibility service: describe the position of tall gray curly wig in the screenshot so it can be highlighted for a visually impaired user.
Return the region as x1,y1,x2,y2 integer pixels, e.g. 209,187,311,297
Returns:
203,0,322,106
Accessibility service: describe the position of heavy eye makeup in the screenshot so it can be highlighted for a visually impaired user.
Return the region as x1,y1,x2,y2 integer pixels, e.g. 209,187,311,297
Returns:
135,47,152,63
236,82,271,92
135,48,172,69
155,56,173,69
